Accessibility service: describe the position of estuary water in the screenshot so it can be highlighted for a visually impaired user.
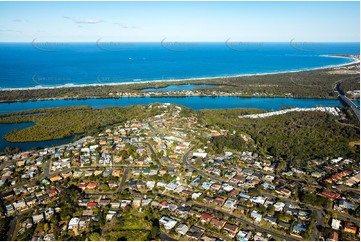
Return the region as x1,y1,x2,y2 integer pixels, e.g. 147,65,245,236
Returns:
0,96,343,114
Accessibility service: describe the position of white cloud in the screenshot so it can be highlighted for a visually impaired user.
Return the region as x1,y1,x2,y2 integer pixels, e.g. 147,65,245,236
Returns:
74,19,103,24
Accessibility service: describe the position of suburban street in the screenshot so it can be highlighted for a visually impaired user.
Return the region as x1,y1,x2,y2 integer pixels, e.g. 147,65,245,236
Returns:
181,142,360,241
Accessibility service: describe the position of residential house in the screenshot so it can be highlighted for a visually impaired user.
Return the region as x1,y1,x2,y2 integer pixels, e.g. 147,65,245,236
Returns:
223,198,237,210
158,201,169,210
210,218,226,230
68,217,80,230
82,210,94,217
112,170,121,177
331,219,341,230
275,188,292,197
150,200,160,208
77,182,86,190
87,202,98,209
110,202,121,209
106,211,117,221
61,171,72,179
239,193,251,200
237,230,252,241
48,189,58,197
176,224,189,236
133,197,142,208
278,221,291,231
49,175,62,182
79,220,87,230
337,200,355,210
262,182,275,190
99,199,110,206
168,203,178,212
231,175,245,184
78,198,89,207
264,215,277,226
37,193,49,204
274,202,285,212
251,196,266,205
214,197,226,206
186,225,205,240
253,232,268,241
237,205,249,215
343,222,357,235
108,180,118,188
13,201,27,211
327,231,339,241
224,223,239,238
319,190,340,200
298,210,310,220
250,210,263,223
25,196,37,207
198,212,212,223
32,213,44,224
5,204,15,216
159,216,177,230
142,199,152,207
87,182,97,189
292,222,307,234
2,191,15,200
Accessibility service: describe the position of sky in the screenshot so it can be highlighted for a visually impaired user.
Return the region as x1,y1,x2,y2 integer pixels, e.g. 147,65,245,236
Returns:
0,1,359,42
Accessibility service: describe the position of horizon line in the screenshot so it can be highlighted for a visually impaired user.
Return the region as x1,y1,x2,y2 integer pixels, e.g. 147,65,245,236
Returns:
0,41,360,43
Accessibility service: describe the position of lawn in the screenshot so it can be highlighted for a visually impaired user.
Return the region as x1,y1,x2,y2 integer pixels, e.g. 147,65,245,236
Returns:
102,208,153,241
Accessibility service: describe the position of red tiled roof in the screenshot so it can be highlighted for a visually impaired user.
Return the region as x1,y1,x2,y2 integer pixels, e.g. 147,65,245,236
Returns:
48,189,58,195
78,183,86,188
87,182,97,188
329,231,339,241
201,212,214,220
159,201,168,207
87,202,98,208
319,190,340,200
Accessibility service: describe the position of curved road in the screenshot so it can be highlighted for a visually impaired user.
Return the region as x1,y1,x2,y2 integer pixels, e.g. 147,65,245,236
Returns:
334,80,360,121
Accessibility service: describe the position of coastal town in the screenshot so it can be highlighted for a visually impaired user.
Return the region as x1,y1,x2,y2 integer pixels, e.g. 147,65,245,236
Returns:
0,103,359,241
0,1,360,242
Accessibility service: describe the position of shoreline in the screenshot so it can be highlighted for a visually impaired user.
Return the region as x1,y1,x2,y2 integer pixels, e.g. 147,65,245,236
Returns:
0,95,347,106
0,54,359,92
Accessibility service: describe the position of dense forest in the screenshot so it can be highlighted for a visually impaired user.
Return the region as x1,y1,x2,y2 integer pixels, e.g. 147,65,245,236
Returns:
0,68,358,102
199,108,360,163
339,76,360,95
0,105,162,142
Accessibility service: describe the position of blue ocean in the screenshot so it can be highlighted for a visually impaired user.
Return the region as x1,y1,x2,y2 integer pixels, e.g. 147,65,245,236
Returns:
0,42,359,89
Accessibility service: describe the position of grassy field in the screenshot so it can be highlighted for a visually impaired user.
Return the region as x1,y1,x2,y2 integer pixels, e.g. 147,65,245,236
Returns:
102,208,153,241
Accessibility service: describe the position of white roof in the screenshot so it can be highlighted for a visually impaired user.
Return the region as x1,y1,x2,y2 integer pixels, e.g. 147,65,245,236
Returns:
159,216,177,230
69,217,80,226
331,219,341,230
